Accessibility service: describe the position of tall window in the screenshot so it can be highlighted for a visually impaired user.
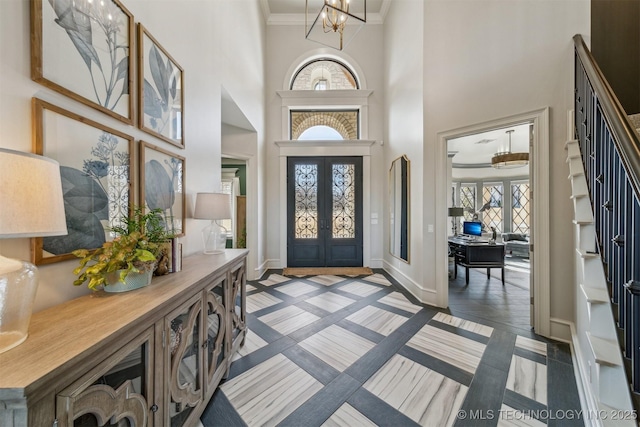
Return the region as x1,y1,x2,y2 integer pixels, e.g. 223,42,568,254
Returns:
512,182,530,234
482,184,503,233
459,184,476,221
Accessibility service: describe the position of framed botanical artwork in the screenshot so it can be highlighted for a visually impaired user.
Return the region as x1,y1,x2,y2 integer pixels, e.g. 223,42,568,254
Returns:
31,0,134,124
138,24,185,148
32,98,134,265
140,141,186,237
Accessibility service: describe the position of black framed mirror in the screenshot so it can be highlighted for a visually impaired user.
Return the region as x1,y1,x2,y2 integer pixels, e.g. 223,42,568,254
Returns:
389,155,410,263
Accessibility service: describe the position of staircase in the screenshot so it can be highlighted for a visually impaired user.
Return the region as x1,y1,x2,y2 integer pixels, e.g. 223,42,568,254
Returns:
572,35,640,424
567,139,635,423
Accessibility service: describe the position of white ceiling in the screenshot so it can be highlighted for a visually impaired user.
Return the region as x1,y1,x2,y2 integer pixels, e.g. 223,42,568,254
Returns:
261,0,388,24
447,123,531,168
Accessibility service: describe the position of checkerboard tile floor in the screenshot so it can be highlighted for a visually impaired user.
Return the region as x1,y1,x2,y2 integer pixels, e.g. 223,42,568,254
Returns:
201,270,582,427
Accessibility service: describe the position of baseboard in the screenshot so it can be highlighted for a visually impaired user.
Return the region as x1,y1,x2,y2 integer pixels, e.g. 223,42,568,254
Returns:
383,261,440,307
253,259,271,280
569,321,600,427
369,258,384,269
549,317,572,343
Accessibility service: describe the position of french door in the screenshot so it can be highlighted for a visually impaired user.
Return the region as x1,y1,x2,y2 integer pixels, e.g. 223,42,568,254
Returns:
287,156,363,267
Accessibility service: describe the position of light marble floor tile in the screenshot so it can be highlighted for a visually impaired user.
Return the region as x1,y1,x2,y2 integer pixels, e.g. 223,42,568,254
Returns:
232,330,268,361
246,284,257,292
258,305,321,335
432,312,494,337
339,281,384,297
298,325,376,371
497,404,546,427
221,354,323,427
407,324,486,374
364,354,468,426
306,292,356,313
321,403,377,427
346,306,408,336
363,273,392,286
506,355,547,405
308,275,346,286
515,336,547,357
259,274,290,286
246,293,283,313
378,292,422,314
275,281,319,298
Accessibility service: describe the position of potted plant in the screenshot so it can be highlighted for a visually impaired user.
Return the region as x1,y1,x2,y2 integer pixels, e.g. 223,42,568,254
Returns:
72,207,174,292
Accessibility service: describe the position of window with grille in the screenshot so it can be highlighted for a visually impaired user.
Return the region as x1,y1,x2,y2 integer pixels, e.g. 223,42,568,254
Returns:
512,182,530,234
459,185,476,222
220,181,234,240
482,184,503,233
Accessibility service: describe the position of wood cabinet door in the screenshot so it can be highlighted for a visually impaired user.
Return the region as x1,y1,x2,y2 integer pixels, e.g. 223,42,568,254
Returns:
204,273,229,395
229,260,247,356
164,294,203,426
56,328,155,427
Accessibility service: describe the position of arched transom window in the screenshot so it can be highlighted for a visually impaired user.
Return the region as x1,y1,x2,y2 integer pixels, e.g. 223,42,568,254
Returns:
291,110,359,140
289,58,360,140
291,59,359,91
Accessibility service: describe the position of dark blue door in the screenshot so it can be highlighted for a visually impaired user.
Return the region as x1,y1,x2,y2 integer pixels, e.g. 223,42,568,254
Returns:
287,156,363,267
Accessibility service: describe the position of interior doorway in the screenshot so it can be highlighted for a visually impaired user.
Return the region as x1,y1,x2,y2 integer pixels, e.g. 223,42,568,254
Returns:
287,156,363,267
446,123,533,330
435,108,550,336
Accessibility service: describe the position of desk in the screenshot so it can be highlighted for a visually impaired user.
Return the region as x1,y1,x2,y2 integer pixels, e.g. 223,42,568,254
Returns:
448,237,505,285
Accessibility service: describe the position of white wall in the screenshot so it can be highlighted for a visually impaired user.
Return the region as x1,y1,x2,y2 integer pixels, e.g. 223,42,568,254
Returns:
384,0,589,323
382,0,425,297
0,0,266,313
264,24,385,268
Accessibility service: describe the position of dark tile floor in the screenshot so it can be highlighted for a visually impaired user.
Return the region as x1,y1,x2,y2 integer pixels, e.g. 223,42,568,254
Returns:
200,269,582,427
448,261,533,335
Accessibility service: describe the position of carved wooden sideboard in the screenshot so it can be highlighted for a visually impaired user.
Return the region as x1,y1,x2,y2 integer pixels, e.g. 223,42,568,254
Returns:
0,249,248,427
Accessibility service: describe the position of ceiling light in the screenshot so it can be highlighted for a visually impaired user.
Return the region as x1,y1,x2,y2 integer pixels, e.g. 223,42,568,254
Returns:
305,0,366,51
491,130,529,169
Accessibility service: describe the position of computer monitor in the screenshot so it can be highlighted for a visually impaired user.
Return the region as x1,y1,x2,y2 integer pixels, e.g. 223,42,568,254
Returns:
462,221,483,237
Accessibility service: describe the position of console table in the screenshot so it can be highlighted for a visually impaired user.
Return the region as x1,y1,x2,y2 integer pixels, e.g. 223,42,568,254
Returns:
0,249,248,427
448,237,505,285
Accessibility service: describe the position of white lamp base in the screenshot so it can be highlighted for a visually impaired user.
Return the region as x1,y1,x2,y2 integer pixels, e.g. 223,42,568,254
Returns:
201,221,228,255
0,255,39,354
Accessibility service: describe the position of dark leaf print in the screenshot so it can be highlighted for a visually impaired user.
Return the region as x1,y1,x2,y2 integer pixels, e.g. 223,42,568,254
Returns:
149,45,169,107
145,159,175,210
49,0,101,70
43,166,109,255
143,79,163,119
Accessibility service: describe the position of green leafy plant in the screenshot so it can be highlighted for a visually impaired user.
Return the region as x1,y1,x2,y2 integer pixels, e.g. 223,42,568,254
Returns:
72,207,174,290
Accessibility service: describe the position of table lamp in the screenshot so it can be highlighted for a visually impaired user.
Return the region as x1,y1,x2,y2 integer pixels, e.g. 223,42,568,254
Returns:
448,207,464,235
193,193,231,254
0,148,67,353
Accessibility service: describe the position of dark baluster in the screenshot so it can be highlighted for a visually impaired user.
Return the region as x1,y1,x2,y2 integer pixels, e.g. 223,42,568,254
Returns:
624,281,640,392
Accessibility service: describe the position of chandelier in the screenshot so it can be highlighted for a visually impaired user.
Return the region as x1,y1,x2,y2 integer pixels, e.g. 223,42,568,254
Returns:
491,129,529,169
305,0,366,51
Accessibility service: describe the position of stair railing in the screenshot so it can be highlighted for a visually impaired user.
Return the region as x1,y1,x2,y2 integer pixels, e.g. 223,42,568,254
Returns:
574,34,640,406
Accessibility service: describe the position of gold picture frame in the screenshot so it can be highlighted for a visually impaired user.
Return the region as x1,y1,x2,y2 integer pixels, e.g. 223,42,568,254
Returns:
32,98,134,265
138,24,185,148
31,0,134,124
140,141,186,237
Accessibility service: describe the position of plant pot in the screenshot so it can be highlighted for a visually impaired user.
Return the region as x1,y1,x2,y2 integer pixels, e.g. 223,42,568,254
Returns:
104,268,153,293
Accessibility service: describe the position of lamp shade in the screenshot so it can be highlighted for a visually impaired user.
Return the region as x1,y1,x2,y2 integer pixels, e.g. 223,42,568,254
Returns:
0,148,67,238
193,193,231,221
448,207,464,217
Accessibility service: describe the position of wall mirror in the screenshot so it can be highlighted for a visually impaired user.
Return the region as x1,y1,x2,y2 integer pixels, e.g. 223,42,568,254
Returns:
390,155,410,263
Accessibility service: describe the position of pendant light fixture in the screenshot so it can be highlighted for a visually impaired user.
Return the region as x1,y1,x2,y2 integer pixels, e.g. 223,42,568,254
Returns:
305,0,366,51
491,129,529,169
